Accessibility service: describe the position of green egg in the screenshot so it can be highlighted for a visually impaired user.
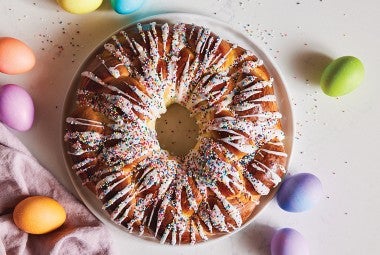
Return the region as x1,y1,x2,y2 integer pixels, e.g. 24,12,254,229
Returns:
320,56,364,96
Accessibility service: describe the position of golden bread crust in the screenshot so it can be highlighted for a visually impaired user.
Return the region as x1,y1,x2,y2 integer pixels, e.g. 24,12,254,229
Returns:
64,22,287,244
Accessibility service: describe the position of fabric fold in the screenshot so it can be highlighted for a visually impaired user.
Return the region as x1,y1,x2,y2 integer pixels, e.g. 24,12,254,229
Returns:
0,123,114,255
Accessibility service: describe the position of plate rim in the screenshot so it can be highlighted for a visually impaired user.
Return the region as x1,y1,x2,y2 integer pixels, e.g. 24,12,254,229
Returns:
60,11,295,246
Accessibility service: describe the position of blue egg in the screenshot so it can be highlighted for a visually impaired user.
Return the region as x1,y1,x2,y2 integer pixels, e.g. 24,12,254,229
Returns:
277,173,322,212
110,0,145,14
271,228,309,255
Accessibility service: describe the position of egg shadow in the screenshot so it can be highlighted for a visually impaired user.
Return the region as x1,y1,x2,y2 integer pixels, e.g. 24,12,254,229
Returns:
292,50,333,86
235,222,277,255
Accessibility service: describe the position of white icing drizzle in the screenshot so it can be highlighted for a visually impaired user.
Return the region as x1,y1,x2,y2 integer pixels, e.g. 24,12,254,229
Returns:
243,171,270,195
104,41,133,74
111,187,135,220
252,160,282,186
160,224,171,244
171,23,186,55
260,148,288,158
98,176,128,199
242,59,263,73
126,194,152,232
66,117,104,129
137,169,160,193
137,23,146,43
120,30,137,55
212,187,242,227
96,172,122,191
75,165,93,175
139,217,147,236
65,22,288,245
233,100,262,112
253,95,277,102
240,111,282,120
155,189,172,237
81,71,162,120
190,220,196,244
196,220,208,241
147,200,159,228
208,116,267,154
213,44,236,70
198,203,213,232
65,131,102,146
161,23,169,53
72,157,96,170
177,56,191,102
210,205,228,232
133,39,148,62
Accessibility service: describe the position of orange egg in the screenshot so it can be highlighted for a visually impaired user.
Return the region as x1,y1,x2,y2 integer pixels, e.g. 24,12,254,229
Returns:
0,37,36,75
13,196,66,234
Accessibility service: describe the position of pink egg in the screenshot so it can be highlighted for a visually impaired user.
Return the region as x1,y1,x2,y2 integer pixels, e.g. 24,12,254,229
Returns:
0,84,34,131
0,37,36,75
271,228,309,255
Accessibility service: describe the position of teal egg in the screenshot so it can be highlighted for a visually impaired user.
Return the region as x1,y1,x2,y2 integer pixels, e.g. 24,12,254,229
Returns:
110,0,145,14
320,56,364,97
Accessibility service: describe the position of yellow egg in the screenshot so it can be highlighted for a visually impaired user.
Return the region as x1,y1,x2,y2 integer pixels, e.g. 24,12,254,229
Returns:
13,196,66,234
57,0,103,14
0,37,35,75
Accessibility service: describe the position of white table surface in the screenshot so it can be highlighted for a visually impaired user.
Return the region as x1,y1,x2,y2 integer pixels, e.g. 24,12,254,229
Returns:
1,0,379,254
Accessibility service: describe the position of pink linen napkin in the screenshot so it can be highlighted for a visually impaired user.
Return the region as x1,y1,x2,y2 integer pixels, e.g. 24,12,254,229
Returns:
0,123,114,255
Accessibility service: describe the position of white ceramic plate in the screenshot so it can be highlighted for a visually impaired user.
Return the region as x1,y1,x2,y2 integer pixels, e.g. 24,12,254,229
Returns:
62,12,294,245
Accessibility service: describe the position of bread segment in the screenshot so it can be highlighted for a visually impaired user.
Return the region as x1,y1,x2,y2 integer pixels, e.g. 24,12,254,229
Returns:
64,22,287,244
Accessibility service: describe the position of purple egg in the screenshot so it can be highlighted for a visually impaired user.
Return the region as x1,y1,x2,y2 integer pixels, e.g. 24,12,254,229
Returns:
0,84,34,131
277,173,322,212
271,228,309,255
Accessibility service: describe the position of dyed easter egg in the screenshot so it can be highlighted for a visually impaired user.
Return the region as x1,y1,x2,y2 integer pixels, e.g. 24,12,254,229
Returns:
57,0,103,14
13,196,66,234
111,0,145,14
320,56,364,96
277,173,322,212
0,37,35,75
0,84,34,131
271,228,309,255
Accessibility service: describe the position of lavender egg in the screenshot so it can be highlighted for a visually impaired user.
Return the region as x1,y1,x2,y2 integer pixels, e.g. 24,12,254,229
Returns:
271,228,309,255
0,84,34,131
277,173,323,212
